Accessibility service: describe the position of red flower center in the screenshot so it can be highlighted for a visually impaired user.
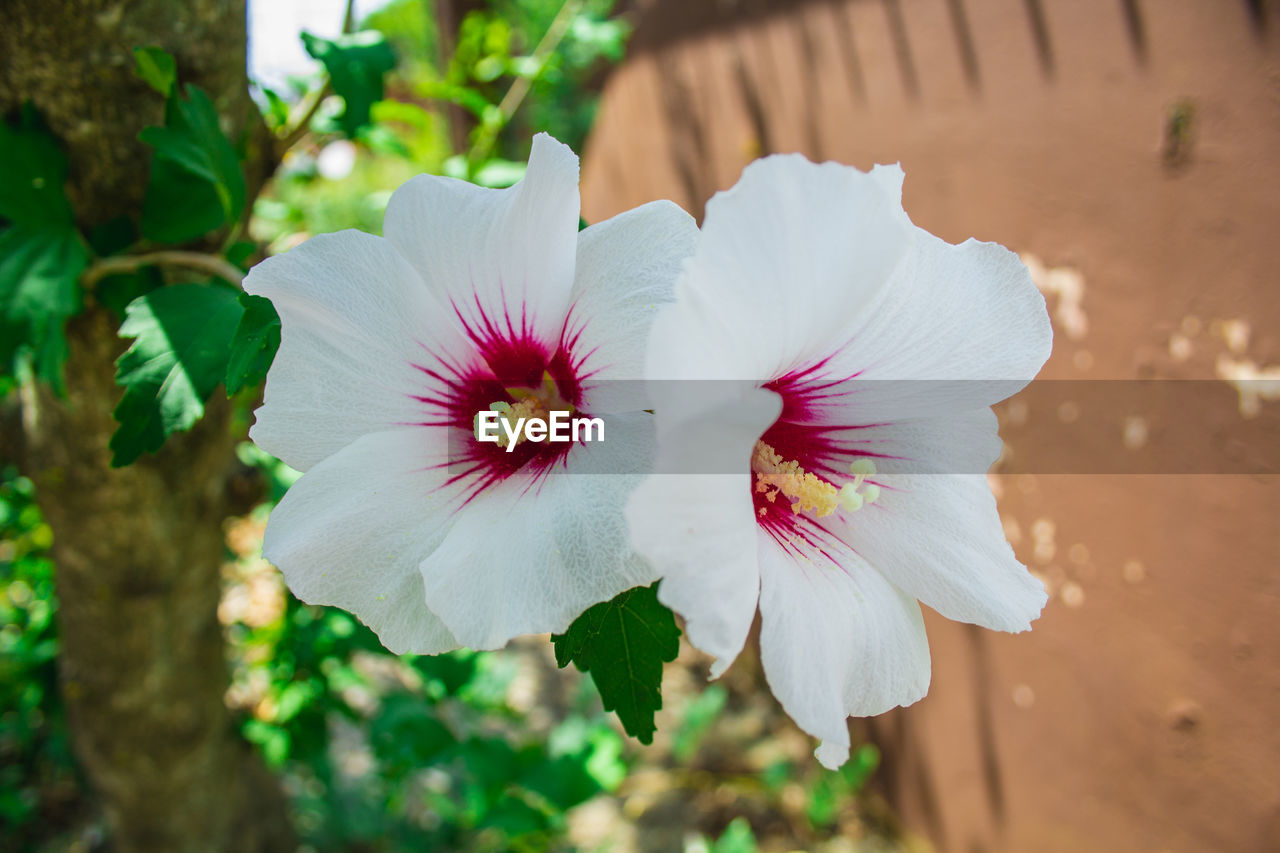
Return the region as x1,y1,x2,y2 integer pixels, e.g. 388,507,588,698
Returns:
408,301,592,502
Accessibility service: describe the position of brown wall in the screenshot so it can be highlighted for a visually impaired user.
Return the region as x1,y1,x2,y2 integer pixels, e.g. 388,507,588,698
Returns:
580,1,1280,850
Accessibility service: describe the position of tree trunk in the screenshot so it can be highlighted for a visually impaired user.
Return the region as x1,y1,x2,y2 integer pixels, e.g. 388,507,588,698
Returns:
1,2,294,850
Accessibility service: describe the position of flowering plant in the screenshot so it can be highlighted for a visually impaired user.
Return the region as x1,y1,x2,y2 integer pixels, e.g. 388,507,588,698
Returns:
627,155,1052,766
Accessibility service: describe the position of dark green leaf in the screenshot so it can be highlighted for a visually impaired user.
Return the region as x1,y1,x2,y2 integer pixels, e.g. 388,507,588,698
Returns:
133,46,177,97
301,31,397,137
86,216,137,257
477,796,549,838
0,226,88,391
110,283,243,466
411,651,478,698
551,583,680,744
521,754,600,811
224,292,280,395
225,240,256,270
370,693,455,770
0,106,74,228
94,268,161,320
139,84,246,240
140,158,228,244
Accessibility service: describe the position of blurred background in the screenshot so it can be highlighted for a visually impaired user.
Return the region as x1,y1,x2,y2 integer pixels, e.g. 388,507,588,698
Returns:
1,0,1277,851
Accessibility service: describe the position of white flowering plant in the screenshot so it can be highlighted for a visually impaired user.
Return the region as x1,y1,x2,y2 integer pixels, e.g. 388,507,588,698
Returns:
244,140,1051,762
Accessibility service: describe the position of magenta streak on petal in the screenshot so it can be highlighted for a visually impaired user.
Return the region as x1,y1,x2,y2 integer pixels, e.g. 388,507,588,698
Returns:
752,362,909,562
399,289,590,509
557,300,606,387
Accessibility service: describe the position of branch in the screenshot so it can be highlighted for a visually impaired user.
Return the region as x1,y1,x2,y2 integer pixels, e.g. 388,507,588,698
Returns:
81,251,244,289
276,79,331,157
468,0,584,167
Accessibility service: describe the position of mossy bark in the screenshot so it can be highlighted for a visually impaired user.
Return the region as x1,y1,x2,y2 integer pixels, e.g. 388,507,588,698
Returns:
1,2,293,849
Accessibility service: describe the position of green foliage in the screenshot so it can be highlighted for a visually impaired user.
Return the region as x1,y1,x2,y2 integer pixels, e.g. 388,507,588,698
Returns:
139,83,246,243
302,31,398,138
0,106,75,229
0,468,86,850
225,293,281,396
110,283,243,466
133,45,177,97
803,744,880,829
712,817,759,853
487,0,631,152
226,568,627,851
552,583,680,745
0,227,87,393
0,107,87,391
672,683,727,763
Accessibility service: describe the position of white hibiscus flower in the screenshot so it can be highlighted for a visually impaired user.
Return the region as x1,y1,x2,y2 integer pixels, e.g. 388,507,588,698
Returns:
246,134,698,653
625,155,1053,768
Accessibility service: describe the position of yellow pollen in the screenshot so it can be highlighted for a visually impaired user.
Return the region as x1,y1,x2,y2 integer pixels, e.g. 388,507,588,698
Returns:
473,371,575,448
751,442,880,519
752,441,840,517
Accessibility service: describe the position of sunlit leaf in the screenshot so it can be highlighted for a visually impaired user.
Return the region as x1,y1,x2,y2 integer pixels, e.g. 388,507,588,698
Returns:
132,45,177,97
139,84,246,242
301,30,397,137
110,283,243,466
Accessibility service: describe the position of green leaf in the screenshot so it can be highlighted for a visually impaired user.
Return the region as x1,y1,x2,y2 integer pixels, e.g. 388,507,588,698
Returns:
370,694,455,770
139,84,246,242
110,283,243,466
0,106,74,228
140,159,228,244
521,754,600,811
713,817,759,853
551,583,680,744
259,86,291,131
224,292,280,395
133,46,177,97
0,226,88,391
301,30,397,137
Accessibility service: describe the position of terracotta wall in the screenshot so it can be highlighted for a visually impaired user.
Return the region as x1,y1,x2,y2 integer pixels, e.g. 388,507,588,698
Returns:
579,1,1280,850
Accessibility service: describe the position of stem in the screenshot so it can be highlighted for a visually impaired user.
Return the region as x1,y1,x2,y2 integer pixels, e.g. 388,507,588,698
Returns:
276,79,331,156
468,0,584,168
274,0,354,156
82,250,244,289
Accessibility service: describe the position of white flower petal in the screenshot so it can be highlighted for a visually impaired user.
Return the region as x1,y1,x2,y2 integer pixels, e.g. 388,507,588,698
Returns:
262,428,459,655
383,133,580,348
244,230,466,471
627,386,783,676
824,407,1004,476
820,232,1052,418
630,473,759,678
650,154,914,380
569,200,698,411
848,471,1048,632
418,413,658,650
757,536,930,769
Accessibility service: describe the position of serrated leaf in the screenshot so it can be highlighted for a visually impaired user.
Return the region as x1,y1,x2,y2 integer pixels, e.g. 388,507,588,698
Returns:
0,226,88,391
139,84,246,241
301,30,397,137
110,283,243,466
0,106,75,228
552,583,680,744
225,292,280,395
133,45,177,96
